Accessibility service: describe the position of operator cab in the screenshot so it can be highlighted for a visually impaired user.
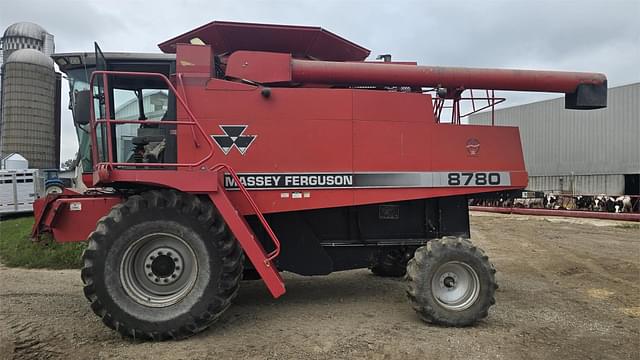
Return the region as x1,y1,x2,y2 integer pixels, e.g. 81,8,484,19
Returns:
52,48,177,175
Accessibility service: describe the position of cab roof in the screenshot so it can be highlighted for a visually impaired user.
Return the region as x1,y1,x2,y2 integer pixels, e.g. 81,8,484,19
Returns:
51,52,175,72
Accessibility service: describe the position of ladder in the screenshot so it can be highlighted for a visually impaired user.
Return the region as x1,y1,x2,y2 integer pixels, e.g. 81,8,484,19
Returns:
209,164,286,298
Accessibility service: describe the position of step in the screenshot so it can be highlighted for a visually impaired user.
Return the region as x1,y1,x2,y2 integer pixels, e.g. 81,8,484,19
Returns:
208,190,286,298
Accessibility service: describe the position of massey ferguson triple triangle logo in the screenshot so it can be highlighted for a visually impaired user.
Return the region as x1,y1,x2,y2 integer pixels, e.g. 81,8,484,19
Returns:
211,125,257,155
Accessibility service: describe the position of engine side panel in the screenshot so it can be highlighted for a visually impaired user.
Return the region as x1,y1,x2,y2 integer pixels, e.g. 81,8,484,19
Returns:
247,196,470,275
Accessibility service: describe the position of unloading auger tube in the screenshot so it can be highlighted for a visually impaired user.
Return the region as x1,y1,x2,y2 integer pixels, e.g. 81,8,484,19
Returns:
291,60,607,109
225,51,607,109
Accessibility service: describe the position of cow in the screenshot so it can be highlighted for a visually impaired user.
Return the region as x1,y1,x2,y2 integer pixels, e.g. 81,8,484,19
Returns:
575,195,594,211
545,194,558,209
594,194,607,212
615,196,632,213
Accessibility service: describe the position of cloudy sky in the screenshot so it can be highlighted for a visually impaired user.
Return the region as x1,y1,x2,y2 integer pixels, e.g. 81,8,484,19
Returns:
1,0,639,163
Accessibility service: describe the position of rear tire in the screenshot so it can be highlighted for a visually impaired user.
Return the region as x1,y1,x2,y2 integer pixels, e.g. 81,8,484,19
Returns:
81,190,243,340
370,248,414,277
406,237,497,326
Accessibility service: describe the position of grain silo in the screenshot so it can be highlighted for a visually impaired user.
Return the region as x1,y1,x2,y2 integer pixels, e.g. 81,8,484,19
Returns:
0,49,59,169
0,22,58,169
1,22,54,60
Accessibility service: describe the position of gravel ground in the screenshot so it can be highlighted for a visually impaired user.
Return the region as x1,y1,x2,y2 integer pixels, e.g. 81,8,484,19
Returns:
0,212,638,360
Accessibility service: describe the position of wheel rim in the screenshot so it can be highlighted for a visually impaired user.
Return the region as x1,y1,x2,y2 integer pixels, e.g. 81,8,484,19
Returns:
120,232,198,307
431,261,480,311
45,185,63,195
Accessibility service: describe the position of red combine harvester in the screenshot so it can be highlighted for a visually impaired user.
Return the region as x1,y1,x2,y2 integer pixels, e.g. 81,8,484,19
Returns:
33,21,607,340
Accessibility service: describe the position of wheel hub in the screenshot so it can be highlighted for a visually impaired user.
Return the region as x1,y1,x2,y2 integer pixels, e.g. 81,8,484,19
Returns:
443,276,456,288
143,247,183,285
121,233,198,307
431,261,480,311
150,254,175,278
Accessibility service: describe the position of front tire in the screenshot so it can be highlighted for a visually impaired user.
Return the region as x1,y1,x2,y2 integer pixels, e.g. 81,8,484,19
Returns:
81,190,243,340
406,237,497,326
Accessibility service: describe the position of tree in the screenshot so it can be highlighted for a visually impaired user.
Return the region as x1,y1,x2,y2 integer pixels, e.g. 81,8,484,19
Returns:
60,153,78,171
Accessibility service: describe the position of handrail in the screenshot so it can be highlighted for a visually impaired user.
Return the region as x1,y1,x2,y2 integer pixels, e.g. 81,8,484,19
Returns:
211,163,281,262
177,73,201,149
430,90,505,125
88,70,216,168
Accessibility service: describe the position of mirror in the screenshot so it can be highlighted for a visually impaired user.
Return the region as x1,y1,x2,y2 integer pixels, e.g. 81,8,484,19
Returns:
72,89,91,125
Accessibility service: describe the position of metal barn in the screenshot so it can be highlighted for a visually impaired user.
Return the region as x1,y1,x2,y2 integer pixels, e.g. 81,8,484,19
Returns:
469,82,640,196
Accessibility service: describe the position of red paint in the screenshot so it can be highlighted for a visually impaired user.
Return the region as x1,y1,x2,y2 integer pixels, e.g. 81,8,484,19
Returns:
290,59,606,92
158,21,370,61
176,44,212,75
226,51,292,83
32,195,123,242
208,183,285,298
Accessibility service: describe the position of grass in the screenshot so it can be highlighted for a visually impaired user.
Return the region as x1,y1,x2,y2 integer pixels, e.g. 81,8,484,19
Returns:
0,216,86,269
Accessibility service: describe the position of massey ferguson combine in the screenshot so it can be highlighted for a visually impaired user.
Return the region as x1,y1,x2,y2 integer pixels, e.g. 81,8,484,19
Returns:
32,21,607,340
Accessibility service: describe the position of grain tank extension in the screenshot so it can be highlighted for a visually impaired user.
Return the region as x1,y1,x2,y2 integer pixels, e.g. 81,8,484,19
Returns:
32,21,607,340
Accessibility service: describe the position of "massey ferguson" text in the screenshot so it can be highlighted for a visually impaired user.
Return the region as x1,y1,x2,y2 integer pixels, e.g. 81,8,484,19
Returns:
224,174,353,189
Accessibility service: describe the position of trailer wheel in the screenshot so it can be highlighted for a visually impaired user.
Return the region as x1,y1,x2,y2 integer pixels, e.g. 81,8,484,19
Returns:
81,190,243,340
44,179,65,195
406,237,497,326
370,248,413,277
